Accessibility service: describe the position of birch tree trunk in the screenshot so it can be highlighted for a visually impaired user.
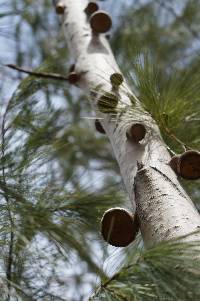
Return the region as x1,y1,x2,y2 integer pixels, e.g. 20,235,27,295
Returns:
54,0,200,248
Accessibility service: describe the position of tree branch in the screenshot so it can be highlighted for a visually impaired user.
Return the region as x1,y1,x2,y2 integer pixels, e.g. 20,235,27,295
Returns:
6,64,69,81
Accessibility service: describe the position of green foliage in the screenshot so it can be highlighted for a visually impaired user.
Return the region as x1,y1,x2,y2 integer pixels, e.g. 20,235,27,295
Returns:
0,42,122,298
129,54,200,152
97,92,119,114
92,234,200,301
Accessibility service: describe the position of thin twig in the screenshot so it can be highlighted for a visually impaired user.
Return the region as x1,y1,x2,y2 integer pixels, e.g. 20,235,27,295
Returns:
6,64,69,81
164,126,188,151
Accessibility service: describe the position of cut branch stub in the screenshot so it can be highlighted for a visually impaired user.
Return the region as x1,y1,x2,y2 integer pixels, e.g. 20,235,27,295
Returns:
126,123,146,143
89,10,112,33
55,3,65,15
169,155,180,175
68,71,80,84
177,150,200,180
101,208,139,247
85,2,99,16
97,92,118,113
110,73,124,89
95,119,106,134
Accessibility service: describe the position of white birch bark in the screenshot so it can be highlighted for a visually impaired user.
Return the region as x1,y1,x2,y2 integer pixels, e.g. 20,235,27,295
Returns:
54,0,200,248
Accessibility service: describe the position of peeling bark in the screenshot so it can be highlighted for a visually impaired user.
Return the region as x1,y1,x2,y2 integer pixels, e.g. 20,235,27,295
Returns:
54,0,200,247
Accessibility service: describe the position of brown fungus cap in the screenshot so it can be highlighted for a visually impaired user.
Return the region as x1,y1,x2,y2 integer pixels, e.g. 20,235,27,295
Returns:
110,73,124,88
90,10,112,33
55,3,65,15
177,150,200,180
126,123,146,143
95,119,106,134
85,2,99,16
101,208,139,247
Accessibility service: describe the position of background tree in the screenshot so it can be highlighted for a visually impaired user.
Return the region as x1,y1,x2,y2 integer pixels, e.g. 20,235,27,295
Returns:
0,0,200,300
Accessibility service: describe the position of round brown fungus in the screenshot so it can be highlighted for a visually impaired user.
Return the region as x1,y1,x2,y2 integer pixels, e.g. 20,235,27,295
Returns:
178,150,200,180
85,2,99,16
90,10,112,33
110,73,124,88
101,207,139,247
126,123,146,143
55,3,65,15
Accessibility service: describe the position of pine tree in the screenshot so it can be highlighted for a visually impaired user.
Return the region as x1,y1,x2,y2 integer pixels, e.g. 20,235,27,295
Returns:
0,0,200,300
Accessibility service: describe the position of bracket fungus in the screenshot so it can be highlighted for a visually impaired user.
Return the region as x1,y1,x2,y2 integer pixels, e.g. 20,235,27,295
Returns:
89,10,112,33
55,2,65,15
95,119,106,134
110,73,124,89
101,208,139,247
85,2,99,16
169,150,200,180
97,92,118,113
126,123,146,143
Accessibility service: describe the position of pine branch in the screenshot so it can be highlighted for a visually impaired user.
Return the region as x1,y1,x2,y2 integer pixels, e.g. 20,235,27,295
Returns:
1,102,14,301
91,236,200,301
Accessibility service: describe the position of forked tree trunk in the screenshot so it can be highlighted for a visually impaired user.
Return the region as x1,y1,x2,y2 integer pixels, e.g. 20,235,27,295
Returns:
54,0,200,248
